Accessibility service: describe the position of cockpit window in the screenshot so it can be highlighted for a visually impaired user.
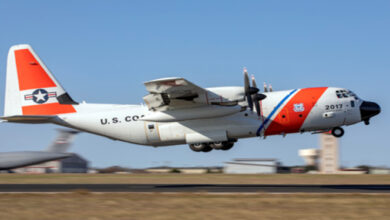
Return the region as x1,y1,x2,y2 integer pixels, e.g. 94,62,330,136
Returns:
347,90,359,100
335,90,359,100
336,90,349,98
336,90,343,98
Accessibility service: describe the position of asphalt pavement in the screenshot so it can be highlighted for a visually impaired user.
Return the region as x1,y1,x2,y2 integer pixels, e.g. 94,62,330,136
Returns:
0,184,390,193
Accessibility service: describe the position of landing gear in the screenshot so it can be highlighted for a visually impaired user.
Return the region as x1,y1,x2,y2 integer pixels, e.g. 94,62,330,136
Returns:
201,145,213,152
331,127,344,138
189,143,209,152
209,142,224,150
220,142,234,151
189,141,235,152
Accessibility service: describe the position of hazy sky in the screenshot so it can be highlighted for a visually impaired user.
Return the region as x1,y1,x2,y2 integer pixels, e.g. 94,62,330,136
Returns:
0,1,389,168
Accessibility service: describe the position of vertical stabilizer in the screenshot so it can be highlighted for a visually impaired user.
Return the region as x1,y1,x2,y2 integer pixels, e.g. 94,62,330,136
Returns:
46,129,79,153
4,44,77,117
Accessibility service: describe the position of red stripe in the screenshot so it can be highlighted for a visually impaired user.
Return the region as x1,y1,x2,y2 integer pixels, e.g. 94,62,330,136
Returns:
265,87,327,135
22,103,76,115
14,49,56,91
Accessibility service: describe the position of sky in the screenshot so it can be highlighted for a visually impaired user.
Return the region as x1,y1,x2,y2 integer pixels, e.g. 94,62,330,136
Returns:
0,0,389,168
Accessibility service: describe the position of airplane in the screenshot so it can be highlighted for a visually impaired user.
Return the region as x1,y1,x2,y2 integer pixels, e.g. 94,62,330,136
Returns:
0,129,78,170
1,44,381,153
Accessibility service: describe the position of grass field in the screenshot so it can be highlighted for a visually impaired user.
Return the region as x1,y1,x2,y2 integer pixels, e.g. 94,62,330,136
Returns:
0,173,390,184
0,193,389,220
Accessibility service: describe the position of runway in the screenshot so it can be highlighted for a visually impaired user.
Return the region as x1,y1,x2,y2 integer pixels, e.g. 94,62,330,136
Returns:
1,184,390,193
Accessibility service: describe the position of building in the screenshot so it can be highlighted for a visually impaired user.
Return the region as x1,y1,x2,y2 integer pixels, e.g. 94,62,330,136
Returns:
299,148,320,166
319,133,339,174
369,167,390,174
12,153,88,174
145,166,222,174
224,158,278,174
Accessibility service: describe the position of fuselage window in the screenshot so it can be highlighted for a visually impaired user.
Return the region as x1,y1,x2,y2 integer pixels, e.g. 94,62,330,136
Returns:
351,100,355,108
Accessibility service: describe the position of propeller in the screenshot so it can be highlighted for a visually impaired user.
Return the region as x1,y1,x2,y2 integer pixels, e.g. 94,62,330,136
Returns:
244,68,258,111
243,68,266,116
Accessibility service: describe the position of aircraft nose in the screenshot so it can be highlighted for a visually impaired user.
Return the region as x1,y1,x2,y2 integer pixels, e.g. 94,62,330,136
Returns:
360,101,381,124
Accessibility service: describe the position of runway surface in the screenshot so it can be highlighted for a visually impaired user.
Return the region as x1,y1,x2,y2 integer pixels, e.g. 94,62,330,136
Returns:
1,184,390,193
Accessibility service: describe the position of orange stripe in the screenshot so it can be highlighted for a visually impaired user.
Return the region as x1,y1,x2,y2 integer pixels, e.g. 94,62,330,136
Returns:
265,87,327,135
15,49,56,91
22,103,76,115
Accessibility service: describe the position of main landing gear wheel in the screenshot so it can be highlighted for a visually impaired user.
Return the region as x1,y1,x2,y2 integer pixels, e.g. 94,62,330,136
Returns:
221,142,234,151
189,143,212,152
190,141,235,152
331,127,344,138
201,145,213,152
210,142,225,150
210,141,235,151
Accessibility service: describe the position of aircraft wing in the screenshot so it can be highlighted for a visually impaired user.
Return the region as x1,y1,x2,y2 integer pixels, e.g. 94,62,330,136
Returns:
143,77,236,111
0,151,70,170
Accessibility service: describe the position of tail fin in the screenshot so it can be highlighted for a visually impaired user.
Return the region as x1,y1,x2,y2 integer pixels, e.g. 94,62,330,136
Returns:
46,129,79,153
4,44,77,116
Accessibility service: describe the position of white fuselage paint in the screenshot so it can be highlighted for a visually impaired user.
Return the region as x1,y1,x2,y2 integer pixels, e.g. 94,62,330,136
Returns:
54,87,363,147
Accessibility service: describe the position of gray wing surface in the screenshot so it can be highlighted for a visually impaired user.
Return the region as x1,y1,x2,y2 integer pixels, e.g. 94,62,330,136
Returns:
0,151,70,170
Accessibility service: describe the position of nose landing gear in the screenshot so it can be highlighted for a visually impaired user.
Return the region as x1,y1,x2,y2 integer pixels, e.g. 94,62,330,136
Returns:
331,127,344,138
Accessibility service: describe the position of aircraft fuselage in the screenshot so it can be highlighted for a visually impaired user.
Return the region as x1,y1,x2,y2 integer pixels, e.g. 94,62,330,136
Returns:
55,86,376,147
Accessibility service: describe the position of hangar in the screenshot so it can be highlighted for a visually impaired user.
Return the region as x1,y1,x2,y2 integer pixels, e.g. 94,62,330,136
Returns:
224,158,279,174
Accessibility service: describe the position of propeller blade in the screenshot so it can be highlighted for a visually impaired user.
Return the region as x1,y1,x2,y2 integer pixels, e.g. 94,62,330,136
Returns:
243,68,253,111
247,93,254,111
251,75,261,116
251,75,257,88
253,97,260,116
244,68,250,93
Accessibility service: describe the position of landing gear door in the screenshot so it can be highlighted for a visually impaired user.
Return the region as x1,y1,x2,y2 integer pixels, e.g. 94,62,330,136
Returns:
145,122,160,143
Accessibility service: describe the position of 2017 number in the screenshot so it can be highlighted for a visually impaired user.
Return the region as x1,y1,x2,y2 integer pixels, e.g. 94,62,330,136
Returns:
325,104,342,110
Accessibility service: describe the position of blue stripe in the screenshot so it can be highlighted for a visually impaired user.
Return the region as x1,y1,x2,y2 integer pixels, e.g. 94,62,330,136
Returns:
256,89,298,136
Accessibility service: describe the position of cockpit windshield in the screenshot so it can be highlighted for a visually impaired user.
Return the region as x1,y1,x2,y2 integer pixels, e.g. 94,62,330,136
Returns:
335,89,359,100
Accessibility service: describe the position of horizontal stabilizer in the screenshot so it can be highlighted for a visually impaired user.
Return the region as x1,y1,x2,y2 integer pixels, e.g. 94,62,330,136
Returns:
0,115,56,123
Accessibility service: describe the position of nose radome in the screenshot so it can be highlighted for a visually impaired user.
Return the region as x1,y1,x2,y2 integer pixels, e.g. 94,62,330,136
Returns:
360,101,381,123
